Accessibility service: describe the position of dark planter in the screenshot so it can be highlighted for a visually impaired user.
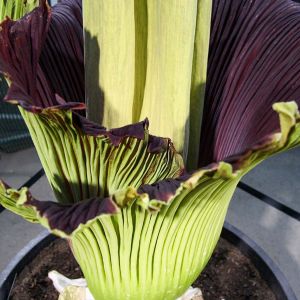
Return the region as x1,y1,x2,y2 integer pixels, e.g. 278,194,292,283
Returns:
0,222,297,300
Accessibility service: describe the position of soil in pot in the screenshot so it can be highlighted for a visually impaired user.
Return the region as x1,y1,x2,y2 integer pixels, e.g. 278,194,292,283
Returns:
10,238,276,300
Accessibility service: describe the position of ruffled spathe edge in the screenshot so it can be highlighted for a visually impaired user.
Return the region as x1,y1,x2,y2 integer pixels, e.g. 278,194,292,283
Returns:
21,106,179,154
1,101,299,237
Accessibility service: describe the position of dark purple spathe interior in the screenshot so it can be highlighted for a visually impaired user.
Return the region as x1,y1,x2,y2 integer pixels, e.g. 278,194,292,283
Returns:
199,0,300,166
0,0,84,111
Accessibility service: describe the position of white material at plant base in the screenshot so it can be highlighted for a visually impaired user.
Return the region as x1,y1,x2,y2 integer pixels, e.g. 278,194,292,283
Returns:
48,271,204,300
177,287,204,300
48,271,93,300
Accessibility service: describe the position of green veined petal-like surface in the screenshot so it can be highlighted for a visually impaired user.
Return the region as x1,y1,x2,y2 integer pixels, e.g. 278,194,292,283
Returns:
0,182,38,223
0,0,39,21
68,178,237,300
20,108,184,204
2,102,300,300
0,166,239,300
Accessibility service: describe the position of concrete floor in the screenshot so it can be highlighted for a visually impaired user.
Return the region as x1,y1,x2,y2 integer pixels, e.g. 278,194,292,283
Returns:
0,148,41,187
0,146,300,298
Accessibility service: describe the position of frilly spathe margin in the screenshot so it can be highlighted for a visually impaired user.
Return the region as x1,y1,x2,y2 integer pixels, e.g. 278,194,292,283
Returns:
1,101,299,238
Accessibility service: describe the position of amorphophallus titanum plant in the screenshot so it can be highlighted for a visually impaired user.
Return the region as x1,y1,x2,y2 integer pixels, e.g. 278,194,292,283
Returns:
1,0,300,299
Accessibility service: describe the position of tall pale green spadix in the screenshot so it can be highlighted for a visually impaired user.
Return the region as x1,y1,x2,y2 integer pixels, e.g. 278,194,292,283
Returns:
83,0,212,165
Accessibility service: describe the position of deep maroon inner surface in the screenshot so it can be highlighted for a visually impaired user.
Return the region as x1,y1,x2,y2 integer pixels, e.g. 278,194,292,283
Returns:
199,0,300,166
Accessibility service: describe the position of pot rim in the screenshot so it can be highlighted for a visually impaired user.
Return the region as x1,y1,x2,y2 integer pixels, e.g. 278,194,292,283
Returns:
0,230,55,300
222,222,297,300
0,222,296,300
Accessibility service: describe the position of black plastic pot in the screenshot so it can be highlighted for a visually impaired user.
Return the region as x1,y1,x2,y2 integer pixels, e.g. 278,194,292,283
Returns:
0,222,297,300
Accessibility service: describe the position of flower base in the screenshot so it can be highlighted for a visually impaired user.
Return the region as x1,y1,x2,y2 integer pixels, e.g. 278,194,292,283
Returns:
2,224,292,300
49,271,203,300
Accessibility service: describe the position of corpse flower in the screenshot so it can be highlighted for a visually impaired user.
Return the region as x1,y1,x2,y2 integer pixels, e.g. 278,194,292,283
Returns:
1,0,300,299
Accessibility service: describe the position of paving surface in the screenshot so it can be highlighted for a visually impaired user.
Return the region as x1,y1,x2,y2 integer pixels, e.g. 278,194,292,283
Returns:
0,146,300,298
0,148,40,187
243,147,300,213
226,189,300,296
